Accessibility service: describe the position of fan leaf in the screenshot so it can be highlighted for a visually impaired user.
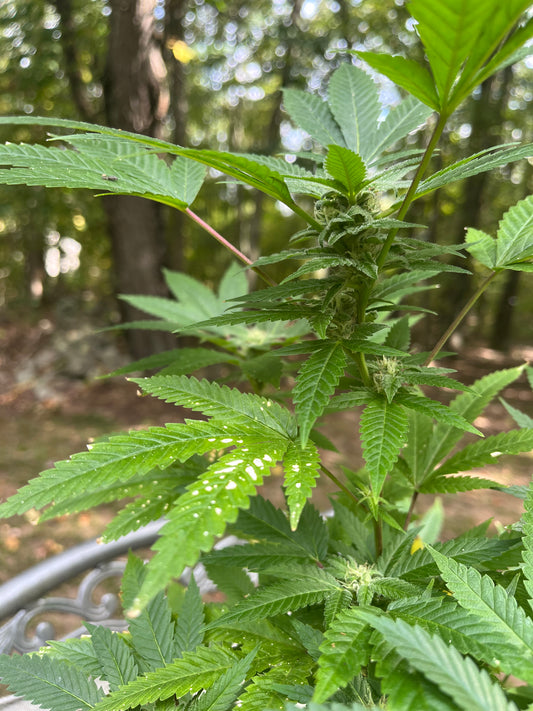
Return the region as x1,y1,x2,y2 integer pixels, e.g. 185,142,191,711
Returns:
132,438,289,612
283,440,321,530
293,341,347,447
0,654,103,711
361,612,519,711
360,398,408,499
313,608,370,703
282,89,346,148
327,64,380,159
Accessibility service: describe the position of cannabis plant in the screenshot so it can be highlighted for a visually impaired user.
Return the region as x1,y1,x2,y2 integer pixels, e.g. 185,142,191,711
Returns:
1,1,533,709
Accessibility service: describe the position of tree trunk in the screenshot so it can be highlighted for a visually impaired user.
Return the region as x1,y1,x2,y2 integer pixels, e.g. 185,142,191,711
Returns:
244,0,303,290
104,0,173,357
164,0,189,272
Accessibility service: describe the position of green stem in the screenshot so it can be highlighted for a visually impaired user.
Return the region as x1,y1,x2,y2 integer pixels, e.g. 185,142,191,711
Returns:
290,201,322,231
185,208,277,287
353,114,448,388
404,491,419,530
374,518,383,558
424,270,498,365
354,351,371,387
320,463,362,508
376,112,448,271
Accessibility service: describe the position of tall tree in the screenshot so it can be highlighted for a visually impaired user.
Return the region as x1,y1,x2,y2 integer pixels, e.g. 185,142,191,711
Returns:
103,0,172,356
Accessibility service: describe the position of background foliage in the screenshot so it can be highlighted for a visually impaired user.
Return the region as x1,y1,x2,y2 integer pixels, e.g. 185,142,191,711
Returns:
1,0,532,352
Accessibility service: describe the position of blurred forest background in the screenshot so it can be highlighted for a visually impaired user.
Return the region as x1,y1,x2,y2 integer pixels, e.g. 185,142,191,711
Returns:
0,0,533,582
1,0,532,355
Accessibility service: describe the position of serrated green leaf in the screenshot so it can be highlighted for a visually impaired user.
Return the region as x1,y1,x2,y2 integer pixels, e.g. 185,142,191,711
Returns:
360,398,408,498
465,227,498,269
323,588,353,628
369,96,433,162
355,52,439,110
384,316,411,352
448,1,533,107
392,596,519,669
86,624,138,692
0,139,189,208
237,657,314,711
408,0,494,106
217,261,249,302
401,410,434,487
370,269,441,302
327,64,380,159
313,608,370,703
283,440,321,530
495,194,533,268
324,145,366,199
128,591,176,671
429,547,533,680
419,475,502,495
241,352,282,387
0,654,104,711
186,306,312,329
188,647,257,711
43,465,192,522
202,563,255,603
417,144,533,198
207,568,339,628
500,398,533,429
120,553,147,611
374,637,454,711
293,342,347,447
395,391,481,436
294,502,330,561
132,374,295,438
178,148,298,210
432,429,533,477
386,535,518,581
91,645,238,711
162,268,221,313
174,575,205,657
522,481,533,612
169,154,207,205
283,88,346,148
44,637,103,677
421,365,525,477
133,439,288,611
0,420,241,519
106,348,234,378
201,541,311,570
361,612,518,711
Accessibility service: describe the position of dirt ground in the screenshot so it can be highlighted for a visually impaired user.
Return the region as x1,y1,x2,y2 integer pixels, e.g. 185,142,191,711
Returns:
1,316,533,588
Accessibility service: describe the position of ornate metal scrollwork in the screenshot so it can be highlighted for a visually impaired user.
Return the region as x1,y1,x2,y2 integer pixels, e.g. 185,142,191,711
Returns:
0,561,127,654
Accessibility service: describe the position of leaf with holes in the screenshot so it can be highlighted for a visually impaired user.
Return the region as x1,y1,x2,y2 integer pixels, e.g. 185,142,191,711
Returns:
132,438,289,612
282,440,321,530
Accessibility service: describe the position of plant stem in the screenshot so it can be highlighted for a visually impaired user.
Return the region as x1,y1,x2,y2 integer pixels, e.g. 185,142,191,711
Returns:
424,271,497,365
374,518,383,558
185,208,277,287
354,114,448,387
376,112,448,271
404,491,419,530
354,351,371,387
320,463,361,507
